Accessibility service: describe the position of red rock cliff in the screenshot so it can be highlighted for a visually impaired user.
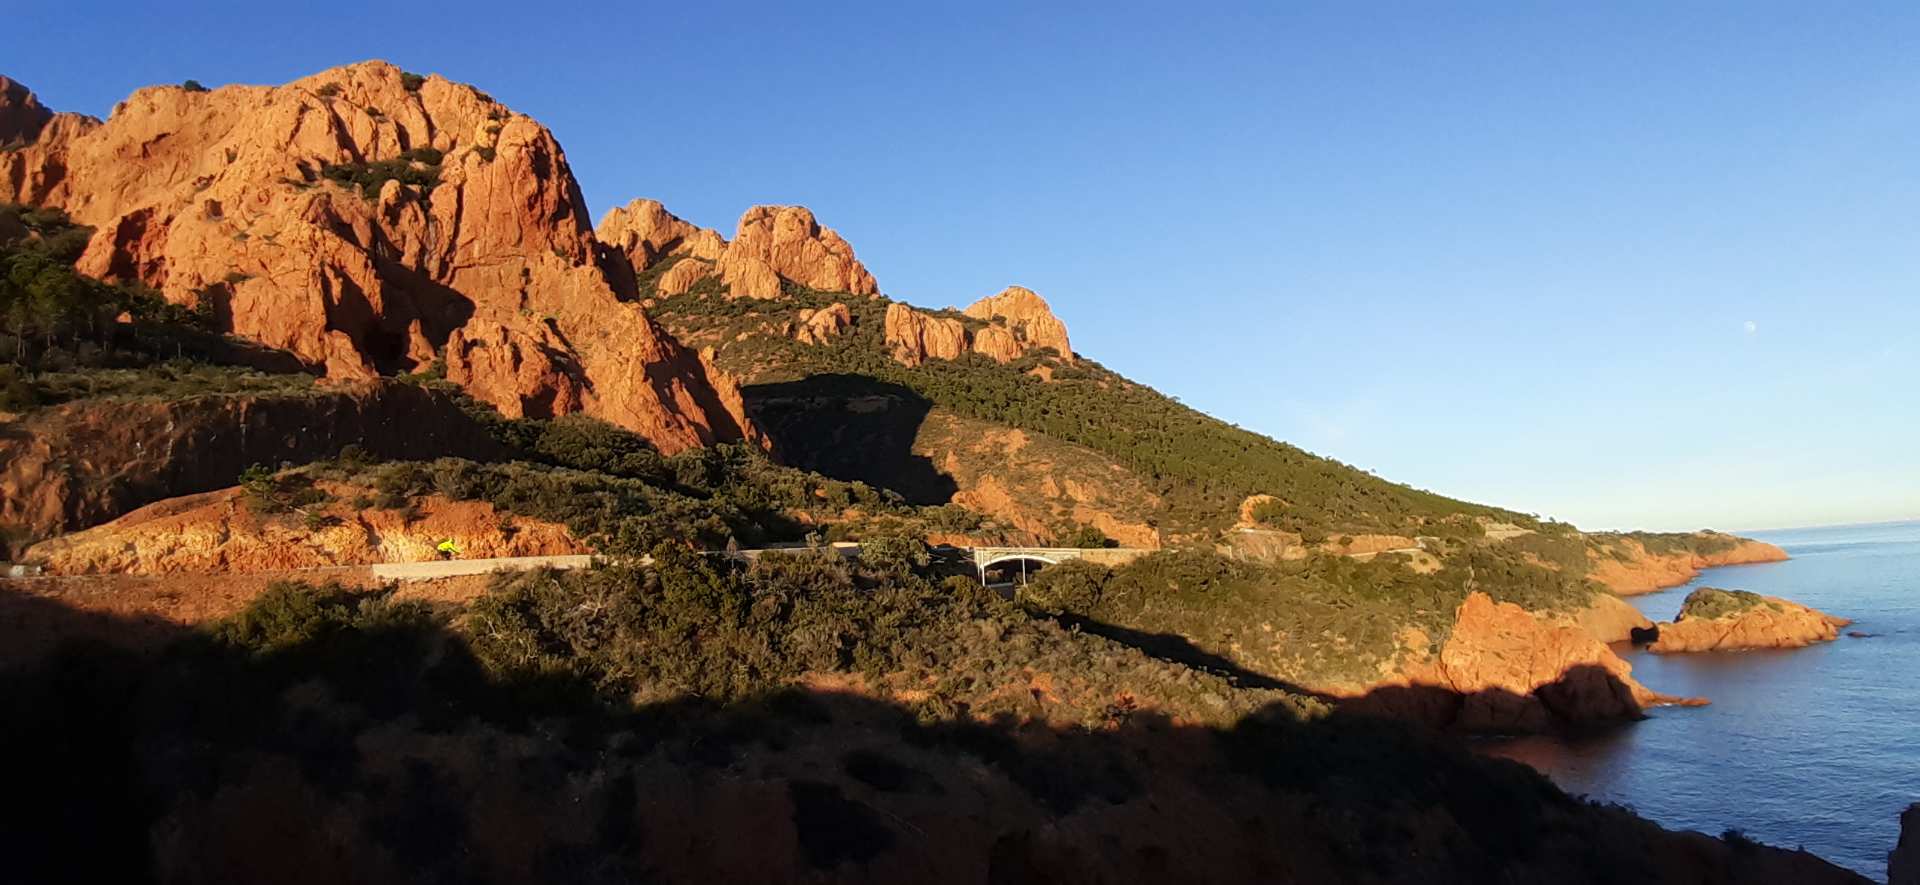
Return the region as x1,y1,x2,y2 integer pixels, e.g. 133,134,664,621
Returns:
1587,534,1790,595
0,63,756,452
963,286,1073,360
1648,592,1851,653
1349,592,1697,731
596,199,876,301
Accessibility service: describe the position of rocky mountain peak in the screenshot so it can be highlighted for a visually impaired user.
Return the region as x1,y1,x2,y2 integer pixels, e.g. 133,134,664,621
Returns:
964,285,1072,360
721,204,876,298
0,61,760,453
0,75,54,145
597,198,725,273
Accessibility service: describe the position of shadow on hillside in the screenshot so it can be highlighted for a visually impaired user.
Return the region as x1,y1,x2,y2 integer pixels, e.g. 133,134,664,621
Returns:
1056,611,1656,737
742,374,958,505
4,382,515,546
1054,613,1323,695
0,582,1866,885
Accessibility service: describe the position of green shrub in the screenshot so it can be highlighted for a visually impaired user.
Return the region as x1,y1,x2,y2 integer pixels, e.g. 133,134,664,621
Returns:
238,465,331,515
858,533,929,577
1678,587,1777,621
400,71,427,92
1017,559,1109,615
320,148,444,200
181,80,208,93
532,415,668,482
1056,524,1113,549
209,581,421,657
668,293,1537,537
0,366,37,410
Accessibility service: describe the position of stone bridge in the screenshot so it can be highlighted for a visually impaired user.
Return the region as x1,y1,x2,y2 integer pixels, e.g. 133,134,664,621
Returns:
965,546,1152,582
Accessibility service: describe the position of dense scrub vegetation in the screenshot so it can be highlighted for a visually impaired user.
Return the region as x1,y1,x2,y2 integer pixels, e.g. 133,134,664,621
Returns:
1018,546,1596,687
1601,530,1742,558
1,559,1830,881
653,288,1535,536
319,147,445,199
1677,586,1780,621
274,412,994,556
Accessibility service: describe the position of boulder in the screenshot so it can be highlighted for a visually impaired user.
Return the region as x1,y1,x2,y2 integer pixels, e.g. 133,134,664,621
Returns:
717,250,783,299
726,204,875,297
596,198,724,273
883,302,969,366
794,303,852,345
964,285,1073,360
969,324,1022,363
0,62,758,453
656,258,715,296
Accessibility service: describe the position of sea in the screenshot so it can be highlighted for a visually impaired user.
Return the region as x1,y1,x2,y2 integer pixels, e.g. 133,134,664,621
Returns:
1482,520,1920,881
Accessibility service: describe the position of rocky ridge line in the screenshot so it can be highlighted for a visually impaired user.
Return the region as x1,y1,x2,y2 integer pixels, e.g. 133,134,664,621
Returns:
1,63,757,453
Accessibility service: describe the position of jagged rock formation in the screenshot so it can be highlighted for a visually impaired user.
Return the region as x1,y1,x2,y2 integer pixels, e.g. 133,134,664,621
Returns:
1647,589,1851,653
881,288,1073,367
596,199,875,300
0,75,56,145
597,198,725,272
882,302,970,366
26,484,582,575
793,303,852,344
1560,593,1656,644
964,286,1073,360
0,64,756,452
725,205,875,297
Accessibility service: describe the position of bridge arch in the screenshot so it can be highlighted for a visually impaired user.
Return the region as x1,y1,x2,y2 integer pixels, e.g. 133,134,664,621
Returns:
971,547,1085,587
977,553,1065,572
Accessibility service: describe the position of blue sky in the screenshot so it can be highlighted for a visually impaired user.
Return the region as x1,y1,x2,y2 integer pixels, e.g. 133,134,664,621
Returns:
8,2,1917,531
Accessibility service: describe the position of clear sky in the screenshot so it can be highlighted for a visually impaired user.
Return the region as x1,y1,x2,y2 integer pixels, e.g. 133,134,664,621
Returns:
8,2,1917,531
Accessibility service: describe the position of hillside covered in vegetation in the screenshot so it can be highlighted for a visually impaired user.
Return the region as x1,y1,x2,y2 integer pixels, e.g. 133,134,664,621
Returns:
0,63,1843,883
652,284,1531,540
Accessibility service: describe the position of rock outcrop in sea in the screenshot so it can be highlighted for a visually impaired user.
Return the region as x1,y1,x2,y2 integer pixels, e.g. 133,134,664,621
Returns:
1647,587,1851,653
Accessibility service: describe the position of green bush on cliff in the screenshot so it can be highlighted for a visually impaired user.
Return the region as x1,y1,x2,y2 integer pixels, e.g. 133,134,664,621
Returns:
238,463,332,514
1613,530,1740,558
320,148,444,200
1018,546,1595,687
1678,587,1780,621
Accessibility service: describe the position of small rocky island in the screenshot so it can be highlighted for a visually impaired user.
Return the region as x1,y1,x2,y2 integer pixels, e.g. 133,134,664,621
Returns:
1646,587,1851,653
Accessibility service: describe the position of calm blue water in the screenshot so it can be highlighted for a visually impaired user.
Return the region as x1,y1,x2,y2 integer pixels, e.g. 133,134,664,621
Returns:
1483,520,1920,881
